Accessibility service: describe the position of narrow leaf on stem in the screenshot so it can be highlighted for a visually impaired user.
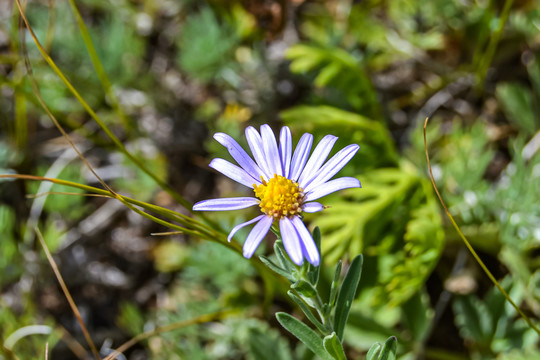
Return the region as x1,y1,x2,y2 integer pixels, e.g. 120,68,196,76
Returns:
333,255,363,341
323,332,347,360
378,336,397,360
329,260,342,308
276,312,333,360
259,255,293,281
288,291,326,333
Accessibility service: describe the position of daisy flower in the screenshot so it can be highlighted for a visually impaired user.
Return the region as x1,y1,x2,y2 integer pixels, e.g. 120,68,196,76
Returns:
193,125,361,266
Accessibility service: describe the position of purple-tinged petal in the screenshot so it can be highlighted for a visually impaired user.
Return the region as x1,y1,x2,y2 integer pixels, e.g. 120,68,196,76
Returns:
210,158,261,188
291,216,320,266
304,177,361,201
227,215,265,242
304,145,360,192
298,135,338,188
243,216,273,258
193,197,259,212
302,202,324,213
279,126,292,178
279,217,303,265
245,126,272,179
260,124,282,176
289,133,313,181
214,132,266,179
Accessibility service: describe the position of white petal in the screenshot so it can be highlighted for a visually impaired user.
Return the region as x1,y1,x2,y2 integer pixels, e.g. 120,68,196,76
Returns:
289,133,313,181
279,217,303,265
260,124,282,176
298,135,338,188
304,177,361,201
279,126,292,178
304,144,360,192
245,126,272,179
292,216,320,266
193,197,259,211
302,202,324,213
210,158,260,188
243,216,273,258
214,132,266,179
227,215,265,242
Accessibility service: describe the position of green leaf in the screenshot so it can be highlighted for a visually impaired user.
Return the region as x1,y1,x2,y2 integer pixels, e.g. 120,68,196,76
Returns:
333,255,363,341
496,83,537,136
247,326,293,360
453,295,492,343
401,291,432,342
259,255,293,281
288,291,326,333
275,240,294,273
276,312,333,360
328,260,342,308
178,8,238,82
323,332,347,360
378,336,397,360
292,280,318,299
366,342,382,360
307,227,322,285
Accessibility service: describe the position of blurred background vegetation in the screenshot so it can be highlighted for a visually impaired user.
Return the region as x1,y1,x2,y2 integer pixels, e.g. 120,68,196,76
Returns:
1,0,540,358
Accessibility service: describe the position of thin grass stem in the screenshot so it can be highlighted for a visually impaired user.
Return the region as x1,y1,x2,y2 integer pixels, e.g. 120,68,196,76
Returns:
423,117,540,336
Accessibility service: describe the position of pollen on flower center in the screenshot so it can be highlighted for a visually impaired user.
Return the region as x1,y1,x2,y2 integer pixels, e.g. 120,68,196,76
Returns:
253,174,304,219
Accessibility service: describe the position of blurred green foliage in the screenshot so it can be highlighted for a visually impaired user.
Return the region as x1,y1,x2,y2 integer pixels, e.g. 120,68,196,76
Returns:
2,0,540,359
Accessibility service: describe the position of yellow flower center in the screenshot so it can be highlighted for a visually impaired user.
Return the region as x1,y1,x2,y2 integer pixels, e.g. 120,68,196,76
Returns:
253,174,304,219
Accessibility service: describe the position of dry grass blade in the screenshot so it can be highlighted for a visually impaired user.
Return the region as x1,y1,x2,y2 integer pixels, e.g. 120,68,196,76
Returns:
34,228,101,360
103,310,236,360
423,117,540,336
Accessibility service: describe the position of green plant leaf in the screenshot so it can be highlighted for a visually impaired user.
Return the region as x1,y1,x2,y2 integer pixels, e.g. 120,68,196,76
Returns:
323,332,347,360
288,291,326,333
401,291,432,342
292,280,318,299
333,254,363,341
366,342,381,360
453,295,492,343
178,7,238,82
276,312,333,360
496,83,537,136
378,336,397,360
259,255,293,281
307,227,322,285
328,260,342,308
275,240,294,273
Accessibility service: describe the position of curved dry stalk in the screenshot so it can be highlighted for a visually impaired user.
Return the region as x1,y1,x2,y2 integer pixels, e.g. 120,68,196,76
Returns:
423,117,540,336
34,228,101,359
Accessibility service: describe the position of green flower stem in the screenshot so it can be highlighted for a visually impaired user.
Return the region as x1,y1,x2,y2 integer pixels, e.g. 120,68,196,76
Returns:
296,264,335,335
